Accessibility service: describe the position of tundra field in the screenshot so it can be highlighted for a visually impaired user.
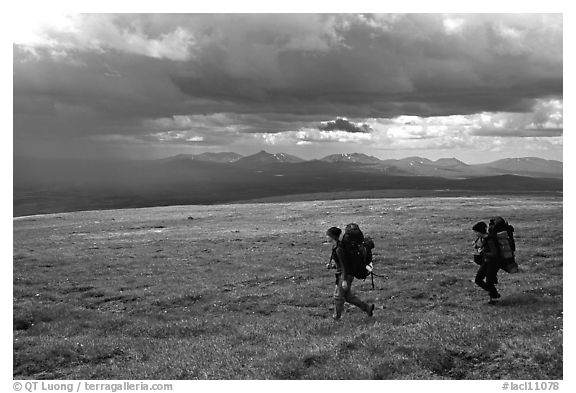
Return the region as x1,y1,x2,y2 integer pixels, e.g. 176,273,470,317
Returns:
13,195,562,379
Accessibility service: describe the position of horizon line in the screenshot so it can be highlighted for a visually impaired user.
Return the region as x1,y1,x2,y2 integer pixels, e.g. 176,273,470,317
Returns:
14,151,563,166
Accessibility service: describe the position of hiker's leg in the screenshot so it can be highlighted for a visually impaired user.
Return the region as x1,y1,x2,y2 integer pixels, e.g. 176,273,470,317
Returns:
343,275,369,312
486,261,500,297
333,276,345,318
475,263,490,291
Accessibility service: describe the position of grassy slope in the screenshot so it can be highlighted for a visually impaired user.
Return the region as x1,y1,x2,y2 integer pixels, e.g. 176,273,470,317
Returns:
13,196,562,379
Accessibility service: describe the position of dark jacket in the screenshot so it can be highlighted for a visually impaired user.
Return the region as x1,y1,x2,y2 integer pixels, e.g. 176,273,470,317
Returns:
331,242,351,277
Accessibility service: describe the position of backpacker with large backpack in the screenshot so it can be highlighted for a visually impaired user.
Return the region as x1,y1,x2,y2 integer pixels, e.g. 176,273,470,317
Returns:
340,223,375,280
489,216,519,274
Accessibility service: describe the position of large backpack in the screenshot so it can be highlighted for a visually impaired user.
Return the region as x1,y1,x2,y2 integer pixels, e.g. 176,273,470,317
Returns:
340,223,375,279
490,216,518,273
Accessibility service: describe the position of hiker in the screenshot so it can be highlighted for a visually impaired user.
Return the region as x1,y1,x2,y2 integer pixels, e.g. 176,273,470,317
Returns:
473,221,499,302
474,216,515,303
326,226,375,320
472,221,496,284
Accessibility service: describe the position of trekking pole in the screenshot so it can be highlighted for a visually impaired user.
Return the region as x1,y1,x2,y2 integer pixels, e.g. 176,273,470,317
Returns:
369,271,388,290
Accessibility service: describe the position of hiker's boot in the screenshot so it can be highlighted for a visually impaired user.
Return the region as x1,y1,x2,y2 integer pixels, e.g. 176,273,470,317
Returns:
334,300,344,320
367,304,375,317
488,292,501,304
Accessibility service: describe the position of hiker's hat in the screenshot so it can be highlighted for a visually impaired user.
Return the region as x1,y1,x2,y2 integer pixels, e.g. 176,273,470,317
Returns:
326,227,341,241
472,221,487,234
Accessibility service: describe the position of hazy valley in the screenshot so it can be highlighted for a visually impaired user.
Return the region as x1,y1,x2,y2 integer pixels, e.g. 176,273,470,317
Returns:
14,152,562,216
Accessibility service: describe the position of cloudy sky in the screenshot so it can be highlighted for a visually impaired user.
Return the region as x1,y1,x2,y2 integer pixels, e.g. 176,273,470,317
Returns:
13,13,563,163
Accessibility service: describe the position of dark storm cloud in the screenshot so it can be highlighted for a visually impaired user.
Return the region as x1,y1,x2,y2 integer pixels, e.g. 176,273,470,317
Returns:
15,14,563,121
13,47,193,124
13,13,562,158
167,13,562,118
318,118,372,133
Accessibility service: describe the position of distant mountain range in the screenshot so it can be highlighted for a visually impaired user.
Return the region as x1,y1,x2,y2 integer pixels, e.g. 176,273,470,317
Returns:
13,152,562,216
161,151,562,179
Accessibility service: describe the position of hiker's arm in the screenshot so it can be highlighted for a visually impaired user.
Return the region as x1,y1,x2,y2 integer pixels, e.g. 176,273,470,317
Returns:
508,226,516,252
486,237,501,259
335,247,348,277
482,236,493,256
